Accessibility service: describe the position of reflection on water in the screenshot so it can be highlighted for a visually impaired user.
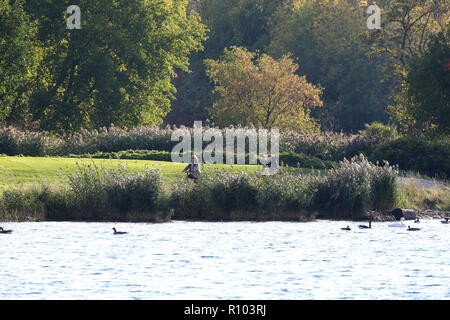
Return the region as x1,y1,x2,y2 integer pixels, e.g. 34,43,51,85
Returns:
1,220,449,299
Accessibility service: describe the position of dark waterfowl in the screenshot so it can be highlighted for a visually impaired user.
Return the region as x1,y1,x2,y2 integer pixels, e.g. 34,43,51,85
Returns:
358,221,372,229
407,226,420,231
414,218,420,223
441,218,449,224
112,227,127,235
341,226,351,231
0,227,12,234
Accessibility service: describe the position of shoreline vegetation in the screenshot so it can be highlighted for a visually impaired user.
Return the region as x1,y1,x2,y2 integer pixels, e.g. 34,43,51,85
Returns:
1,154,448,223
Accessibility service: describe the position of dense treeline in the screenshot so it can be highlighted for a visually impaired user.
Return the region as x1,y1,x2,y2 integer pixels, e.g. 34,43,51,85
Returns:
1,0,448,135
170,0,449,135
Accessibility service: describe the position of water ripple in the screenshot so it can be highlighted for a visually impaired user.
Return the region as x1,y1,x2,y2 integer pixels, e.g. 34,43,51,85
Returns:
1,220,449,299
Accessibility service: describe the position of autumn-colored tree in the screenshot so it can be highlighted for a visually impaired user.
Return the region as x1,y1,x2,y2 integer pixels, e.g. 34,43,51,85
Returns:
205,46,323,131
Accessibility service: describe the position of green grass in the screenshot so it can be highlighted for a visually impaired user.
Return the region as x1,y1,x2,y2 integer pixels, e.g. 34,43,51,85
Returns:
0,156,314,191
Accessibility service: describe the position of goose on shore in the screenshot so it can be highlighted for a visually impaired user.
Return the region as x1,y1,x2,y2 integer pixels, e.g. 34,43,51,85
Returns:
112,228,127,235
0,227,12,234
359,221,372,229
341,226,351,231
407,226,420,231
441,218,449,224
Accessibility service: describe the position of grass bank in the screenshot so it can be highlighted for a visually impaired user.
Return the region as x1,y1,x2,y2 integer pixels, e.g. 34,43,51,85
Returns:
0,155,405,222
0,155,265,191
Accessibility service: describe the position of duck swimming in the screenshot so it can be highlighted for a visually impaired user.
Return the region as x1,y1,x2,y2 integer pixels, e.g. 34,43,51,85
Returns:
414,218,420,223
407,226,421,231
341,226,351,231
0,227,12,234
441,218,449,224
112,228,127,235
358,221,372,229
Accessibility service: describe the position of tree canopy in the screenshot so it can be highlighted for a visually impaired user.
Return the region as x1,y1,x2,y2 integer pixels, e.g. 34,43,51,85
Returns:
1,0,206,132
205,46,323,131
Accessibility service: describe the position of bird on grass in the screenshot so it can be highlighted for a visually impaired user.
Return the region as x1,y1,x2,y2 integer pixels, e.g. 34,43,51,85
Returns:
341,226,351,231
358,221,372,229
0,227,12,234
112,228,127,235
407,226,421,231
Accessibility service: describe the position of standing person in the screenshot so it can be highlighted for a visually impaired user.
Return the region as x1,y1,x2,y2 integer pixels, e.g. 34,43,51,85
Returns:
183,155,201,180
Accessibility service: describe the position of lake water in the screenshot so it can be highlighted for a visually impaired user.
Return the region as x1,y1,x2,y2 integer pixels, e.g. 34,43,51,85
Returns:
1,220,449,299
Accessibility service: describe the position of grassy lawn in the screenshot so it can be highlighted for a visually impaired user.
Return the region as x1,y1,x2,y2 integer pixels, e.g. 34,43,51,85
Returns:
0,156,271,191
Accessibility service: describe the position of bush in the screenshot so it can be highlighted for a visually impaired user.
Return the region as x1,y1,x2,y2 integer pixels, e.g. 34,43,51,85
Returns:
359,122,399,140
70,149,334,170
313,154,399,219
61,161,167,221
370,135,450,177
281,131,381,161
0,186,50,221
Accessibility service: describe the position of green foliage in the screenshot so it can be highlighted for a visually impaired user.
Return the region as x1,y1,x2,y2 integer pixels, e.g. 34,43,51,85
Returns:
370,135,450,177
359,122,399,140
0,0,40,123
314,154,399,218
0,154,404,221
170,154,399,220
396,179,450,211
268,0,392,131
168,0,282,126
3,0,206,132
72,149,333,169
404,31,450,136
368,0,449,70
1,125,447,176
369,1,449,135
62,161,166,221
0,185,49,221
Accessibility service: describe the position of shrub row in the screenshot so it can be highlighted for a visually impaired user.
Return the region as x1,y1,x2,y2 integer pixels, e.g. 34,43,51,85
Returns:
1,125,447,176
369,136,450,178
68,150,334,170
1,155,398,222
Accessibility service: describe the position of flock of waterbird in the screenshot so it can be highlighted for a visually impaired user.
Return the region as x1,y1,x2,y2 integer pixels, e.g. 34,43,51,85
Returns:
341,217,449,231
1,218,449,235
0,226,128,235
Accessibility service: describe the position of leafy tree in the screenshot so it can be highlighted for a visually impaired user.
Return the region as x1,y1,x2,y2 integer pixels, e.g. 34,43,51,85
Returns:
205,46,323,131
167,0,282,126
358,121,399,140
23,0,206,132
401,30,450,135
268,0,392,132
0,0,40,124
368,0,449,72
369,0,449,134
